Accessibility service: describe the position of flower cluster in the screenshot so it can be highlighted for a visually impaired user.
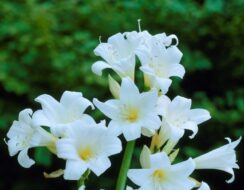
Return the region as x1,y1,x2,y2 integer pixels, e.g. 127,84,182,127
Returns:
5,23,241,190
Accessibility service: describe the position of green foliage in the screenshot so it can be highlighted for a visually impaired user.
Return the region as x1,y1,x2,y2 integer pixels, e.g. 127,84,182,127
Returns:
0,0,243,189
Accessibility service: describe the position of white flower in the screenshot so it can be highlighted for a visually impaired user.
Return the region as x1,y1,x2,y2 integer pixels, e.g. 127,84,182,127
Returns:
128,152,195,190
136,36,184,93
92,32,141,80
93,77,161,141
197,182,210,190
6,109,55,168
56,119,122,180
138,31,179,49
32,91,94,137
157,95,211,139
194,137,241,183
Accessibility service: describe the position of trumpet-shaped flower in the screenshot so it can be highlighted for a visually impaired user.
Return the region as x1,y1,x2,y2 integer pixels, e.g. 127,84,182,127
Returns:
138,31,179,50
32,91,94,137
157,95,211,140
136,36,184,93
56,119,122,180
194,137,241,183
92,32,140,80
128,152,195,190
6,109,55,168
93,77,161,141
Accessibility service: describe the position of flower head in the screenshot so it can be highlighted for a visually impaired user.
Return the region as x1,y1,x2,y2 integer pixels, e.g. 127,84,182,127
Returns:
194,137,241,183
128,152,195,190
92,32,141,80
136,36,184,93
157,95,211,139
6,109,55,168
56,119,122,180
93,77,161,141
32,91,94,137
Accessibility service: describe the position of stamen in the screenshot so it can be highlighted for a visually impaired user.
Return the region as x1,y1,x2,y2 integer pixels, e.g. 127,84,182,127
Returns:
79,147,93,161
153,169,165,181
137,19,141,32
99,35,102,43
126,108,139,122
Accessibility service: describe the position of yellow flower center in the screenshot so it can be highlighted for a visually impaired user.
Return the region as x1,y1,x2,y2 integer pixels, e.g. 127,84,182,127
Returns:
126,108,139,122
79,147,92,161
153,169,165,181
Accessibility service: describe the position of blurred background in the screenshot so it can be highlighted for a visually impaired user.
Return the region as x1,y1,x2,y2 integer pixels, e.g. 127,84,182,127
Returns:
0,0,243,189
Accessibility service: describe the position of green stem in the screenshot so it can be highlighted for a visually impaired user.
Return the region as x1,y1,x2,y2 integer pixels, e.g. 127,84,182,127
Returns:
115,140,136,190
77,169,90,189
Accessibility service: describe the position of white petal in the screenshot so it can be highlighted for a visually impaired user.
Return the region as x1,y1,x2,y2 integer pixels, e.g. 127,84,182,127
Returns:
32,110,51,127
64,160,87,180
157,95,171,116
128,169,152,186
168,124,184,141
182,121,199,139
198,182,211,190
150,152,171,168
136,48,151,66
104,135,122,156
35,94,64,122
91,61,112,76
94,43,114,63
60,91,94,114
126,186,133,190
30,127,55,146
170,158,195,177
188,109,211,125
17,148,35,168
140,65,155,76
108,120,123,137
7,138,22,156
151,37,167,56
122,123,141,141
225,167,235,183
120,77,140,104
88,156,111,176
169,96,191,114
163,159,196,190
93,99,120,120
168,63,185,78
7,121,28,139
163,127,183,154
18,109,33,124
56,139,79,160
115,55,136,80
142,114,161,131
108,33,127,53
139,90,158,112
166,46,183,64
154,77,172,94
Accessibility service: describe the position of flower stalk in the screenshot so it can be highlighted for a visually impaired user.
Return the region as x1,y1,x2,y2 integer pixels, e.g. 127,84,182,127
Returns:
77,169,90,189
116,140,136,190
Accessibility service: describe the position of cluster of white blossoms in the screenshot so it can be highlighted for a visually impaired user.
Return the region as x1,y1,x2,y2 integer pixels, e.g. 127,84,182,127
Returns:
6,23,241,190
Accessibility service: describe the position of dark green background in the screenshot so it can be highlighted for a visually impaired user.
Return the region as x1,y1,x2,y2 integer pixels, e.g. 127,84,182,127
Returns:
0,0,243,189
